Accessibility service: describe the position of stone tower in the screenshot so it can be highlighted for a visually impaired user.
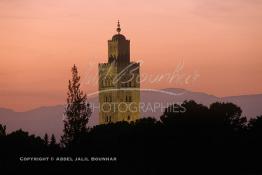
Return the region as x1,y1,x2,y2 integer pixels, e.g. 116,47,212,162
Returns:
98,21,140,124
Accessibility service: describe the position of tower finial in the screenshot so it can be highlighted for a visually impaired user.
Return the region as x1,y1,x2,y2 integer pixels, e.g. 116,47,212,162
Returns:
116,20,121,34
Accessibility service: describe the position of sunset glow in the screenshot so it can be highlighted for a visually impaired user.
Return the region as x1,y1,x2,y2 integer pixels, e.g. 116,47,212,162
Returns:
1,0,262,111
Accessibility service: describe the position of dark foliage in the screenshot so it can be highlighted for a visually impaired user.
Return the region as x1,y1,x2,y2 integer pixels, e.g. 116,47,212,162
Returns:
61,65,91,147
0,101,262,174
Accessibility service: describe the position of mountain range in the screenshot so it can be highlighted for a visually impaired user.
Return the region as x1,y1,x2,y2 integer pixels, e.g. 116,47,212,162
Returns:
0,88,261,138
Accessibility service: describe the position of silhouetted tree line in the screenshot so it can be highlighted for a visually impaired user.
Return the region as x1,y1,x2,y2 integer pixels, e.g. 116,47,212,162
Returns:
0,100,262,174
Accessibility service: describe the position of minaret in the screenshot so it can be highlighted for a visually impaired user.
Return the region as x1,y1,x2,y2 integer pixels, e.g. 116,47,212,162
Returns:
98,21,140,124
108,21,130,64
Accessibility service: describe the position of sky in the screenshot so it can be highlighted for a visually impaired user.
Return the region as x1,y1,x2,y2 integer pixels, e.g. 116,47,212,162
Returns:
0,0,262,111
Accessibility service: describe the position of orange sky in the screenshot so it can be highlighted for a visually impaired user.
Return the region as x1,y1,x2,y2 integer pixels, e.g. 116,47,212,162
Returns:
0,0,262,111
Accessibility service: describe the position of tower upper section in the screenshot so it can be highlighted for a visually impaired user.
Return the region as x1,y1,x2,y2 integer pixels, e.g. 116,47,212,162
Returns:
108,21,130,64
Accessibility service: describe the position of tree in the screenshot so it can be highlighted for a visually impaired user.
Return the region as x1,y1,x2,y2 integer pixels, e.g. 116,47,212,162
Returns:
160,100,209,128
248,115,262,136
61,64,92,146
44,133,49,146
50,134,56,147
209,102,246,131
0,124,6,137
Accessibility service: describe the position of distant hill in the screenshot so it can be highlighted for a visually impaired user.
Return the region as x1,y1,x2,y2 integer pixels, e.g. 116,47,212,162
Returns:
141,88,262,119
0,88,261,138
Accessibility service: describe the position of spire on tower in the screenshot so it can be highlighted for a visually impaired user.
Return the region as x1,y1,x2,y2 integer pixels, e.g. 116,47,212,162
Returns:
116,20,121,34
